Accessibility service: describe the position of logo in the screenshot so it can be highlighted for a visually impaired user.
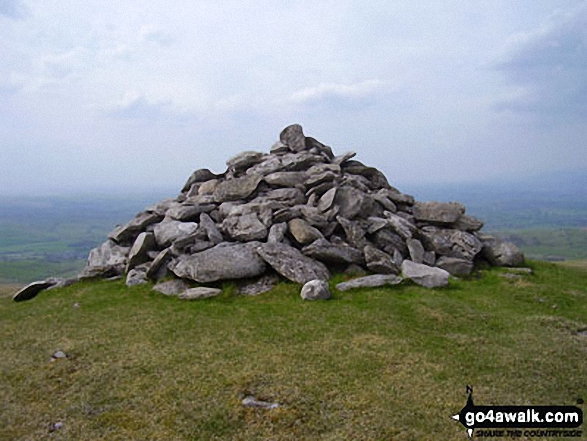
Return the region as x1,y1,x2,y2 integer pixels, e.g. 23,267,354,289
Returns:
451,386,583,438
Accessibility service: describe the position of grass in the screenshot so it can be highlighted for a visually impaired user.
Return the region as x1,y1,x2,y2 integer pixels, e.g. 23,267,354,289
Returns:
1,262,586,440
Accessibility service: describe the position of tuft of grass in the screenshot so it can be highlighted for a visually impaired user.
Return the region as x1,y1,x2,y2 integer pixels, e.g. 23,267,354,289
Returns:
1,261,586,440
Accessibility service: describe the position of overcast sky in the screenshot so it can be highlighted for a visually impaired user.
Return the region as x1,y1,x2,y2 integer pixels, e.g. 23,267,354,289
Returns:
1,0,586,195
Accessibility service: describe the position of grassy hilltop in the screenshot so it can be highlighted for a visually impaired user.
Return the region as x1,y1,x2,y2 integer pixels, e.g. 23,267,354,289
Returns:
1,262,586,440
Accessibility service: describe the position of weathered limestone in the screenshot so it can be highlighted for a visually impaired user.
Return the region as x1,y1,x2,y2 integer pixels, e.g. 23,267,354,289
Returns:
300,280,331,300
67,123,527,306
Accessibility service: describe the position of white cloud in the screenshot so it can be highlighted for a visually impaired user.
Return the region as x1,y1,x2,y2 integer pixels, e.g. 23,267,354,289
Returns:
289,79,389,104
494,2,587,118
0,0,28,20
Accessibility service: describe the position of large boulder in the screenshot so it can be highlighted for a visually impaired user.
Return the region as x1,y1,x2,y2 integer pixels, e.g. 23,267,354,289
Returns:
257,242,330,284
420,227,482,261
480,235,525,267
83,240,129,277
169,242,266,283
401,260,450,288
126,232,156,271
288,218,324,245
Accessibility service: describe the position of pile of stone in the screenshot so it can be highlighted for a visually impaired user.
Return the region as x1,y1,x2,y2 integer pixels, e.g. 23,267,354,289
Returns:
13,124,524,302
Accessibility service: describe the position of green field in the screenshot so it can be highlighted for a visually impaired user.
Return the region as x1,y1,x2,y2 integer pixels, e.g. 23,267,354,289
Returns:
492,228,587,261
1,262,586,440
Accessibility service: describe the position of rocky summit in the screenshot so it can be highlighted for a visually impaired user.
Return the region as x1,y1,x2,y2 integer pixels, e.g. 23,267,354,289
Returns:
13,124,526,301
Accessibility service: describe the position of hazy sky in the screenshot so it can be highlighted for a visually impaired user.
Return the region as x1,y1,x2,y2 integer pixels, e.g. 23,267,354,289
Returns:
1,0,586,195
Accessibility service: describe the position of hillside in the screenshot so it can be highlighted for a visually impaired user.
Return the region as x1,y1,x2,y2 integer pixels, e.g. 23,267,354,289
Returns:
1,262,586,440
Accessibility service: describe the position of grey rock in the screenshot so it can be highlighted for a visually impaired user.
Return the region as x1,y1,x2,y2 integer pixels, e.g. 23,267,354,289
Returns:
281,151,323,171
333,151,356,165
303,239,363,264
83,240,129,277
198,179,220,195
279,123,306,152
305,170,337,187
51,350,68,360
420,227,483,261
153,279,190,296
435,256,473,276
407,238,425,264
336,274,402,291
377,188,415,206
146,199,181,216
413,201,465,224
127,232,156,271
182,168,218,192
264,171,308,187
179,287,223,300
257,242,330,284
383,211,417,239
238,274,279,295
262,188,305,205
108,211,163,244
270,141,289,155
401,260,450,288
480,235,525,267
373,193,397,212
300,279,331,300
154,220,198,248
453,214,484,232
242,396,280,409
199,212,224,244
337,216,368,249
305,137,334,159
169,242,266,283
288,218,324,245
213,174,263,203
126,266,149,286
364,245,398,274
13,280,57,302
423,251,436,266
246,155,285,176
226,151,266,170
317,187,337,212
503,267,533,275
223,213,268,241
166,204,215,221
371,228,407,256
333,187,365,219
267,222,288,243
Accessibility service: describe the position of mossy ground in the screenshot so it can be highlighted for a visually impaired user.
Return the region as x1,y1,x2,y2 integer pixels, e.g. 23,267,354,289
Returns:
1,262,586,440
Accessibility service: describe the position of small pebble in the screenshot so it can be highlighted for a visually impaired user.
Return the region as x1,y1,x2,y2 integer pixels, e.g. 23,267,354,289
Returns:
242,396,280,409
51,350,68,361
49,421,64,432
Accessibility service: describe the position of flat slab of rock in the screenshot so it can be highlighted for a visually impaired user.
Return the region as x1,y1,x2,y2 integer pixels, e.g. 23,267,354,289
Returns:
301,279,331,300
302,239,363,264
153,279,190,296
170,242,266,283
401,260,449,288
179,287,222,300
435,256,473,276
13,280,57,302
257,242,330,284
336,274,402,291
213,174,263,203
413,201,465,224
